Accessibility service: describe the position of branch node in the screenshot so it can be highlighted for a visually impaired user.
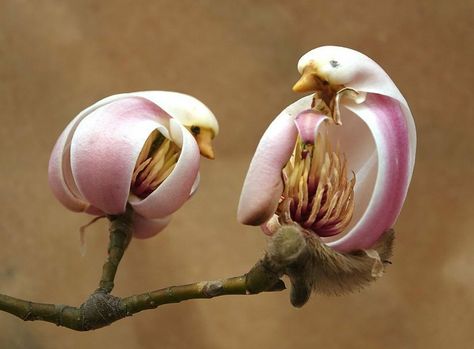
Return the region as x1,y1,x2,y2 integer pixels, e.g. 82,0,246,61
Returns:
202,281,224,297
80,292,126,330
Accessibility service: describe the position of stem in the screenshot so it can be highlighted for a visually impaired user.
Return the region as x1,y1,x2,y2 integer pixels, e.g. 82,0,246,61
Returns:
0,294,84,330
122,261,285,316
0,266,285,331
0,206,286,331
97,206,133,293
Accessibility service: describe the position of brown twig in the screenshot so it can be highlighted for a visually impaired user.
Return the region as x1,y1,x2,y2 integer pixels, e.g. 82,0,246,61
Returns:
0,208,285,331
0,214,393,331
0,263,285,331
97,206,133,293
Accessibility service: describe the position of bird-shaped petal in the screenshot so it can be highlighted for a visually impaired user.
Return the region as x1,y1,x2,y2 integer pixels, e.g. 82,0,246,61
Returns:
238,46,416,252
69,91,219,159
49,92,217,238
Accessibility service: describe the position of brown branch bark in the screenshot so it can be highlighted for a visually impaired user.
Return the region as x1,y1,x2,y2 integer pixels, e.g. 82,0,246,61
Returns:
97,206,133,293
0,211,393,331
0,208,286,331
0,263,285,331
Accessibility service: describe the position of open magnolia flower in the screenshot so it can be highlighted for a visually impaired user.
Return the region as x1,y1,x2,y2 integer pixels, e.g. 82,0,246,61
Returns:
238,46,416,253
49,91,218,238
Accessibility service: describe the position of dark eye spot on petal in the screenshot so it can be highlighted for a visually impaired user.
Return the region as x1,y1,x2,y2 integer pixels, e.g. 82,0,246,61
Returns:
191,126,201,135
330,60,339,68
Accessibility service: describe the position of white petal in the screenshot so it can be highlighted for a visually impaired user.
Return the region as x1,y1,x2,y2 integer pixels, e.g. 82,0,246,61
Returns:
297,46,416,177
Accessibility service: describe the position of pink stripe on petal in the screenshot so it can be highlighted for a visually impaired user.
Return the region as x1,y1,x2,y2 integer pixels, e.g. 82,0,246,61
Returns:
130,119,200,218
71,97,170,215
328,94,412,252
237,112,298,225
132,213,172,239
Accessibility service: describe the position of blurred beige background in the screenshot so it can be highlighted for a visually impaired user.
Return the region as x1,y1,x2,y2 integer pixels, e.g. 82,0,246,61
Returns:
1,0,473,348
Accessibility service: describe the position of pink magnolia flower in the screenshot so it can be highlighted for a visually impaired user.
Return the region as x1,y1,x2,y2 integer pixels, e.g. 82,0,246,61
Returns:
238,46,416,253
49,91,218,239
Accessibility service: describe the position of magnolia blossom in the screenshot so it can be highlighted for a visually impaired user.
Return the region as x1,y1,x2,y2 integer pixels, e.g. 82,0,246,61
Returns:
238,46,416,253
49,91,218,239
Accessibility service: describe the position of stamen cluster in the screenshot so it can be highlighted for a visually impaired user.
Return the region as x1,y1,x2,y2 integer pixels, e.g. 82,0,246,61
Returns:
279,133,355,237
132,130,181,198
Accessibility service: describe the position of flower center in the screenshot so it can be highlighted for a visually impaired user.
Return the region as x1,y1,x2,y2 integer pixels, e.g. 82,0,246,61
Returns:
131,130,181,198
278,132,355,237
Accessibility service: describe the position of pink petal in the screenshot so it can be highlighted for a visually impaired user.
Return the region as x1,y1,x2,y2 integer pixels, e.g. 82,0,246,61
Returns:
189,172,201,198
237,107,301,225
294,110,330,143
132,213,171,239
70,97,171,215
326,94,413,252
48,123,90,212
49,109,104,214
130,119,200,218
73,91,218,135
261,215,281,236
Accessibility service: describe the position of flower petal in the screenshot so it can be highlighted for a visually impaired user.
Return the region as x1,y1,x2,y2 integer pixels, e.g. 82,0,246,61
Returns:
189,172,201,198
49,111,105,215
71,91,219,136
297,46,416,177
132,213,171,239
327,94,413,252
128,91,219,136
48,121,91,212
130,119,200,218
294,110,330,143
70,97,170,214
237,99,316,225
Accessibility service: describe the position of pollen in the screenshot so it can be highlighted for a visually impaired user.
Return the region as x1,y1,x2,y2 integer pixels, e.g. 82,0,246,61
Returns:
131,130,181,198
279,132,355,237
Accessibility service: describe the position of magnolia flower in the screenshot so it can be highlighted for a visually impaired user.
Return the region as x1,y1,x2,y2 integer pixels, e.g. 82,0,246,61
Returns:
238,46,416,253
49,91,218,238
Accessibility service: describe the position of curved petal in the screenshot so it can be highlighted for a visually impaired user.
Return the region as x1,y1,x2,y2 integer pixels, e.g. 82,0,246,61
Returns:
327,94,412,252
298,46,406,108
48,123,90,212
261,215,281,236
132,213,172,239
130,119,200,218
189,172,201,198
72,91,219,136
237,107,301,225
297,46,416,178
129,91,219,136
71,97,170,214
294,110,330,143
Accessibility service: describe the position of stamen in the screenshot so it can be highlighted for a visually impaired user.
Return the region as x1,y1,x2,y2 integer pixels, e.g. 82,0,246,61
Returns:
131,131,181,198
279,132,355,237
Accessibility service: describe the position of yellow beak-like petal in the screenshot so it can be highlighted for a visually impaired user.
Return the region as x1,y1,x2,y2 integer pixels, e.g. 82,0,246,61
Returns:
292,66,321,93
195,128,215,159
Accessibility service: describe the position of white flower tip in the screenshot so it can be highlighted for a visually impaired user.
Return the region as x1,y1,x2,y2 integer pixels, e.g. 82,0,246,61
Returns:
296,46,408,109
136,91,219,137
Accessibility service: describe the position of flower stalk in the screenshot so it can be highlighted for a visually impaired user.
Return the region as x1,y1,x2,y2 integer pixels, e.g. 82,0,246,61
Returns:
97,205,134,293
